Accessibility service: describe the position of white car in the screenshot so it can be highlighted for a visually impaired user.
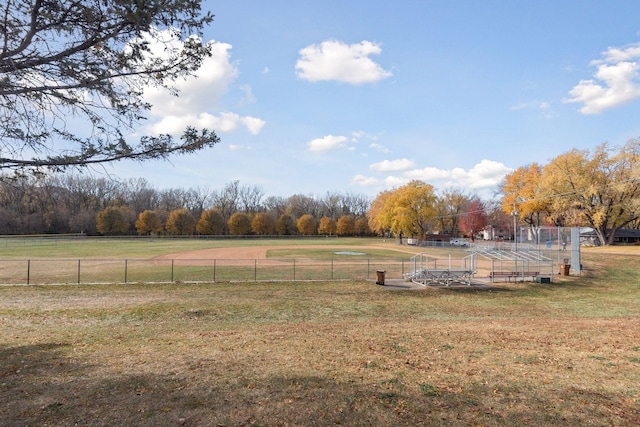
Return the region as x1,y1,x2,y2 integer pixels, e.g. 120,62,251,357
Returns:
450,239,469,247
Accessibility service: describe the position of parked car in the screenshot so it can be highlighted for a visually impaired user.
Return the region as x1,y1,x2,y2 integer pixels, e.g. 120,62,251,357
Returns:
450,239,469,247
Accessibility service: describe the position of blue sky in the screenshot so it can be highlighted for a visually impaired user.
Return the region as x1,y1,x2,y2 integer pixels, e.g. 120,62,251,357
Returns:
112,0,640,200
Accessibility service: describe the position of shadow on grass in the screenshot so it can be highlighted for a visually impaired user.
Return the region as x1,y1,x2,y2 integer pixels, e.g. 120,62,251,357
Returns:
1,343,638,426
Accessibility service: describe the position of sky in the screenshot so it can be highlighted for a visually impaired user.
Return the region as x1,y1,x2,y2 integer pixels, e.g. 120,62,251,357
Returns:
111,0,640,200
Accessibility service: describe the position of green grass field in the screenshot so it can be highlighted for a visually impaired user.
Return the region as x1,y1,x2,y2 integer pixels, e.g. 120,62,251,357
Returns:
0,239,639,425
0,237,424,284
0,236,415,259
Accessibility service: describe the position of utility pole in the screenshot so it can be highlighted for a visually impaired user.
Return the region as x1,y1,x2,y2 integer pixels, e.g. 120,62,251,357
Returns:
512,201,519,275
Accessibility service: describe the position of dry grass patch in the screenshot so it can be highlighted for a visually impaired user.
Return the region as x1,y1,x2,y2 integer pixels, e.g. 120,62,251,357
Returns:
0,250,639,426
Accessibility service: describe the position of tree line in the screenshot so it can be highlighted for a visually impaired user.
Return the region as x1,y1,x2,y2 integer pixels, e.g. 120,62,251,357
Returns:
367,181,503,240
1,141,637,244
0,177,371,237
368,139,640,246
500,139,640,245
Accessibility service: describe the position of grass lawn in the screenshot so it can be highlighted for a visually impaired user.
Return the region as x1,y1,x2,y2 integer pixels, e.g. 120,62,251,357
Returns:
0,237,416,259
0,246,639,425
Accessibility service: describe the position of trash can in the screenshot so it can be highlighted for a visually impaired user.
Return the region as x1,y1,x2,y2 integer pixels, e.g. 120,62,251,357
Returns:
560,264,570,276
376,270,386,285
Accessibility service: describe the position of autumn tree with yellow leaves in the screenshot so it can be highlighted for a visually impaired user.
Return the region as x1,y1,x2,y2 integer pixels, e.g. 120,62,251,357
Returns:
165,208,196,235
433,189,470,235
367,181,438,239
539,140,640,245
135,210,163,235
317,217,337,236
500,163,548,242
251,212,276,235
297,214,317,235
276,214,297,235
96,206,131,236
500,139,640,245
196,209,225,235
337,215,356,236
228,212,251,236
367,190,392,236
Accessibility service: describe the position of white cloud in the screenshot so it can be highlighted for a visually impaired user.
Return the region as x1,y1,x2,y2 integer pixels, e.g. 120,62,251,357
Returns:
295,40,392,85
405,166,452,181
384,176,410,188
148,112,265,135
509,100,553,116
307,130,379,153
370,143,390,153
139,29,266,136
307,134,350,152
370,158,415,172
143,36,238,116
238,84,256,106
565,42,640,114
509,102,529,111
462,160,513,189
351,174,380,187
240,116,266,135
593,44,640,64
354,159,512,194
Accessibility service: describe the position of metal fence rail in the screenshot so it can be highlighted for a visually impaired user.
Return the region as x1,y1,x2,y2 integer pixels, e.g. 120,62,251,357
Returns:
0,258,410,285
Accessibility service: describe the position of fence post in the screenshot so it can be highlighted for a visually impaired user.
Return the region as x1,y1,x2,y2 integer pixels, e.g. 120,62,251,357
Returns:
254,259,257,281
27,259,30,285
213,259,216,282
77,259,81,284
171,259,174,282
293,259,296,281
124,259,128,283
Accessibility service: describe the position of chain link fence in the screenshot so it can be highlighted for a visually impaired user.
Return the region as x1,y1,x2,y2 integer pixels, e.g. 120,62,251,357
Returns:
0,257,411,285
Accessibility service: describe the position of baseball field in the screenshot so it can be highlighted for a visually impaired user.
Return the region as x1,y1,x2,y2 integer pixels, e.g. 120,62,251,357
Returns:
0,238,639,425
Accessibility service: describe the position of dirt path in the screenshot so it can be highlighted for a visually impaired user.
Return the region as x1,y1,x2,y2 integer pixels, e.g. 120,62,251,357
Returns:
157,244,416,260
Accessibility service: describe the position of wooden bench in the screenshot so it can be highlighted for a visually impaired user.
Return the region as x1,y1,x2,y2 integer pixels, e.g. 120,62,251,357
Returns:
489,271,540,282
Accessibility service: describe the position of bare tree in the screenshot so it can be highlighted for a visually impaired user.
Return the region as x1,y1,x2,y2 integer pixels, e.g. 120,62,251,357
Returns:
211,181,240,233
239,184,265,214
263,196,288,218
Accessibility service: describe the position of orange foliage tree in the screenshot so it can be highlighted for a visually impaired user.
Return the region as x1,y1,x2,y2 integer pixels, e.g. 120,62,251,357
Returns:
337,215,356,236
96,206,131,235
196,208,225,235
252,212,276,235
165,208,196,235
135,210,163,235
317,217,337,236
228,212,251,235
297,214,317,235
276,214,296,235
